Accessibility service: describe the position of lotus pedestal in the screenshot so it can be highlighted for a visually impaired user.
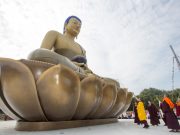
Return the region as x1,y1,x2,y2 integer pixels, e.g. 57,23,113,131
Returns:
15,118,118,131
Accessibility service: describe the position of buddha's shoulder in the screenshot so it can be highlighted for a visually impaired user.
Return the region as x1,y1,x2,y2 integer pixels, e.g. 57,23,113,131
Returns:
46,30,63,37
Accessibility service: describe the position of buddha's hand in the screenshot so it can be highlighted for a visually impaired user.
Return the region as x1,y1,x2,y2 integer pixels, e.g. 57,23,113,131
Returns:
73,62,85,67
73,62,93,74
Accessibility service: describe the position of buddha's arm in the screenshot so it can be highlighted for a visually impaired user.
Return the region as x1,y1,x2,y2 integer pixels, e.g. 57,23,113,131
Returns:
40,30,59,50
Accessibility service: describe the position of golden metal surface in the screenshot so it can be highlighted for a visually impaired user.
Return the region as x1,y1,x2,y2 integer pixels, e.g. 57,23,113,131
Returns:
113,88,127,116
0,58,133,123
0,58,47,121
0,16,133,131
103,78,120,87
28,49,87,80
104,87,127,118
28,48,85,74
115,92,133,117
92,84,117,119
73,75,102,120
15,118,118,131
36,64,80,121
0,82,22,120
20,59,54,81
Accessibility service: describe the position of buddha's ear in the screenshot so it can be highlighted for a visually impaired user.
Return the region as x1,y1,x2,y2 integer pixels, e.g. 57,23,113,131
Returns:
64,23,68,28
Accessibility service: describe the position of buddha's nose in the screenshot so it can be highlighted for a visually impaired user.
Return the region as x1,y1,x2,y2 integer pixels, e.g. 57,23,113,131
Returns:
76,24,81,29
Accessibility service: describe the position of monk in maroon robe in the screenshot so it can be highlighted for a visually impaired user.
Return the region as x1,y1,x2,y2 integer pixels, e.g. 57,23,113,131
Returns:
147,101,160,126
160,102,167,126
161,95,180,132
176,98,180,119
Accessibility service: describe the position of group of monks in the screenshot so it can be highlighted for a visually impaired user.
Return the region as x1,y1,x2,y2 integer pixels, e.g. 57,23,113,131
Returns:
133,95,180,132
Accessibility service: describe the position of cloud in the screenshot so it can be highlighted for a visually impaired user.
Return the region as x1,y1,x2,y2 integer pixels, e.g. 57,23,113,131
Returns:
0,0,180,94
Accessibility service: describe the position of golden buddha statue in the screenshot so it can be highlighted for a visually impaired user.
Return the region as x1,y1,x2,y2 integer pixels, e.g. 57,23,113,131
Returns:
28,16,92,76
0,15,133,131
41,16,86,62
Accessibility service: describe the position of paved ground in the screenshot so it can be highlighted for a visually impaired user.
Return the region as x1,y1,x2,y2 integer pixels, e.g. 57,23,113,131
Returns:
0,119,179,135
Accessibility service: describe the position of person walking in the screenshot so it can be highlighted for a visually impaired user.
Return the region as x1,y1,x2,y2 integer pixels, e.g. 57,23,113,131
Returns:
136,98,149,128
175,98,180,119
133,101,141,125
161,95,180,132
147,101,160,126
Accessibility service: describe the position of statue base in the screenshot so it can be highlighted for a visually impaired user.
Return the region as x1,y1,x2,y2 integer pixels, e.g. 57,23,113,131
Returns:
15,118,118,131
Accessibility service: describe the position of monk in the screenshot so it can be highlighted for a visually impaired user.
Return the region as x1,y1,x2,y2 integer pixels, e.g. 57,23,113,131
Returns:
147,101,160,126
133,101,140,125
136,98,149,128
161,95,180,132
159,101,167,126
176,98,180,119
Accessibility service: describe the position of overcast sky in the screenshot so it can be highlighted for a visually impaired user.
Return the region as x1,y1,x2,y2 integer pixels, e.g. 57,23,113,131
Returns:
0,0,180,94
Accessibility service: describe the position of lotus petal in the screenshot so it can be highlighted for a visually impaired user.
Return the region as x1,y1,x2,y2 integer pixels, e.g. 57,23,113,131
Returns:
104,87,127,118
112,88,127,117
20,59,54,81
0,80,22,120
115,91,133,117
37,64,80,121
73,75,102,120
92,84,117,119
0,58,47,121
103,78,120,87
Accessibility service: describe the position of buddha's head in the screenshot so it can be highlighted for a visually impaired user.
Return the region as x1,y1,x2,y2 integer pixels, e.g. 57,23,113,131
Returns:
63,16,82,37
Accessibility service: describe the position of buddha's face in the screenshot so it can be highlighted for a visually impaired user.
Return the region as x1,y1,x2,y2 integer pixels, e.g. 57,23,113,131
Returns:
65,17,81,37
